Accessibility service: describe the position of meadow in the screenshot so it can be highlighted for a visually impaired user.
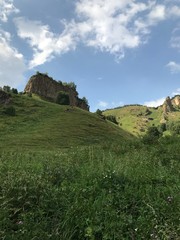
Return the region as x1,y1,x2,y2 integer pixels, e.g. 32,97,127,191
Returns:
0,137,179,239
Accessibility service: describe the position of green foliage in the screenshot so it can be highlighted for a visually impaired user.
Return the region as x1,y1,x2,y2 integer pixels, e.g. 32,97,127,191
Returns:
11,88,18,94
142,126,162,144
106,115,118,124
96,109,103,116
56,91,70,105
82,96,89,106
158,123,166,133
3,106,16,116
62,81,77,91
3,85,11,93
167,121,180,135
0,138,179,239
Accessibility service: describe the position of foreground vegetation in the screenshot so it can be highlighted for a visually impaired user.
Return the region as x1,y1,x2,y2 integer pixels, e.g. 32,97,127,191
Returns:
0,137,179,239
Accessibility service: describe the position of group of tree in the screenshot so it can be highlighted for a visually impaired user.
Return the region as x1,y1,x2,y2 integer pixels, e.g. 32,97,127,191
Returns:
96,109,118,125
1,86,18,94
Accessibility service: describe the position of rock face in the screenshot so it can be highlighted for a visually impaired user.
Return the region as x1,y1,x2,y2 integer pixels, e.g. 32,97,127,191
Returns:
162,96,174,114
172,95,180,108
24,73,89,111
0,90,11,105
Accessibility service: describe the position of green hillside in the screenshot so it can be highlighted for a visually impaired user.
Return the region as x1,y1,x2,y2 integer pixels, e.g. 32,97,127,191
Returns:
0,93,132,150
104,105,180,136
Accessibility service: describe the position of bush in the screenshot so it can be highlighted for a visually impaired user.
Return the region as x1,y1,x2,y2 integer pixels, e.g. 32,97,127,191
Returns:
158,123,166,133
11,88,18,94
96,109,103,116
3,106,16,116
167,121,180,135
106,115,118,124
142,126,162,144
56,91,70,105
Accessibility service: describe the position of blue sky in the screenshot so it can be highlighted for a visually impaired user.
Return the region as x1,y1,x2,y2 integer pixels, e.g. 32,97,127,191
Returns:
0,0,180,111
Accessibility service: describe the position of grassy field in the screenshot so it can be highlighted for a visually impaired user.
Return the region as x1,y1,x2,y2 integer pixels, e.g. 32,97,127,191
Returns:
0,138,179,239
0,94,179,239
104,105,180,136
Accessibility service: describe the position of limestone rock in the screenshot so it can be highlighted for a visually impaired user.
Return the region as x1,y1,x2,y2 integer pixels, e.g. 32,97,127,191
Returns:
172,95,180,108
162,96,174,114
24,73,89,111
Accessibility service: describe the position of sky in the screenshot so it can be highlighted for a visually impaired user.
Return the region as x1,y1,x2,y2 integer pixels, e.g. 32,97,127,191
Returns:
0,0,180,112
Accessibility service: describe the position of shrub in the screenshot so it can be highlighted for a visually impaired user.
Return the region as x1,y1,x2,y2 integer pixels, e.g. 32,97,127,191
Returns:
3,85,11,93
167,121,180,135
56,91,70,105
106,115,118,124
142,126,162,144
158,123,166,133
11,88,18,94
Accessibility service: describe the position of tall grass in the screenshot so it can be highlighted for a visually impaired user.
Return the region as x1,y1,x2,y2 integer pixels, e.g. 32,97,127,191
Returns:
0,138,179,239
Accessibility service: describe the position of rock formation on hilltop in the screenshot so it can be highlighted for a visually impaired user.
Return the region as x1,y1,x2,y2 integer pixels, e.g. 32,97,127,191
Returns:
24,73,89,111
171,95,180,108
162,96,174,114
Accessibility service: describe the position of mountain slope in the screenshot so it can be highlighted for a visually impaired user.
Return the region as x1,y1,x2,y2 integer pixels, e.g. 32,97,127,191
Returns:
104,97,180,136
0,94,133,150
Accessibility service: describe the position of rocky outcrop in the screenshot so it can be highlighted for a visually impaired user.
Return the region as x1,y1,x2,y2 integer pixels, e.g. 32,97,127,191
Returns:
0,90,11,105
172,95,180,108
24,73,89,111
162,96,174,114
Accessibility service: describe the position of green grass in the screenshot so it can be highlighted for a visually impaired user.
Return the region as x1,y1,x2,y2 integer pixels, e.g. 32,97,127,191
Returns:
104,105,180,136
0,94,132,150
0,138,179,239
0,94,179,239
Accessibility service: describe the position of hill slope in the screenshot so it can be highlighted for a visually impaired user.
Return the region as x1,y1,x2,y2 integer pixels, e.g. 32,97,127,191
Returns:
0,94,132,150
104,97,180,136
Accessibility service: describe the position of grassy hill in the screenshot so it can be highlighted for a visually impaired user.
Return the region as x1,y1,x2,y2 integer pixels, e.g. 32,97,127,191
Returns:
0,93,132,151
104,105,180,136
0,92,179,239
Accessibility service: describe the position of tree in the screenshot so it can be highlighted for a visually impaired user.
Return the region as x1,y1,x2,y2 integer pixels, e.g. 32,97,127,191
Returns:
142,126,162,144
3,86,11,93
82,97,89,106
11,88,18,94
62,82,77,91
56,91,70,105
106,115,118,125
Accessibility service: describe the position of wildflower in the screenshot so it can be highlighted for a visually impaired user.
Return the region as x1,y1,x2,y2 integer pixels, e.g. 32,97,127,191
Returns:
167,196,173,203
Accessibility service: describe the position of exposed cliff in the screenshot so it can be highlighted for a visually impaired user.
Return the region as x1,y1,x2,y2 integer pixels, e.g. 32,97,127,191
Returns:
24,73,89,111
171,95,180,108
162,96,174,114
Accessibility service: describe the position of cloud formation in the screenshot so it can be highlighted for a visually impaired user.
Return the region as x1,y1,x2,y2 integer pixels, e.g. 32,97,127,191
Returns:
144,97,165,107
14,0,180,68
0,0,19,22
14,17,78,69
166,61,180,73
0,30,26,87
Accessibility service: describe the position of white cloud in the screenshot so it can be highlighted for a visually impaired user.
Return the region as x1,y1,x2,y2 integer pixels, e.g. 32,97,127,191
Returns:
0,29,26,87
166,61,180,73
144,97,165,107
14,17,78,68
0,0,19,22
97,100,124,110
148,5,166,24
172,88,180,96
98,100,108,108
14,1,180,68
